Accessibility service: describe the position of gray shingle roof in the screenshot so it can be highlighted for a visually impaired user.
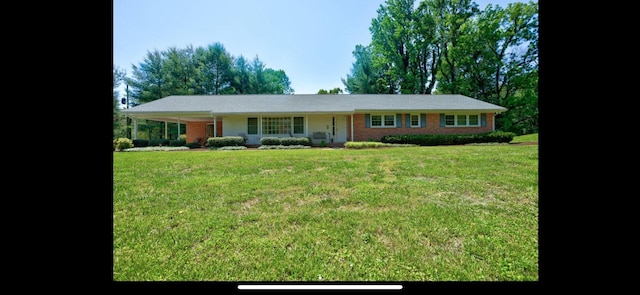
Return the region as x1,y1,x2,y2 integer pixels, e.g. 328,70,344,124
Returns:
122,94,507,116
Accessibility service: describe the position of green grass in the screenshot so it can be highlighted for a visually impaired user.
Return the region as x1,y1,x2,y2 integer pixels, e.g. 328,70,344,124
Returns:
113,134,538,281
510,133,538,143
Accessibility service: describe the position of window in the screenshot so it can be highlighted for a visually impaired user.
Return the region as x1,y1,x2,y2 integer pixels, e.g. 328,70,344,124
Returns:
371,115,382,126
293,117,304,134
260,116,305,134
468,115,479,125
444,114,481,127
410,114,419,127
247,117,258,134
370,114,395,127
384,115,394,126
262,117,291,134
445,114,455,126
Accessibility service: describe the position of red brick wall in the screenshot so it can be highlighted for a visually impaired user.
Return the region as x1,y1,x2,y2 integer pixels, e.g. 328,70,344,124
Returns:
350,113,496,142
185,120,222,144
186,122,206,144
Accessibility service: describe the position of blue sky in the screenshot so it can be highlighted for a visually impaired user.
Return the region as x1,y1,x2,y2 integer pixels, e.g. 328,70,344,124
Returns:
113,0,526,97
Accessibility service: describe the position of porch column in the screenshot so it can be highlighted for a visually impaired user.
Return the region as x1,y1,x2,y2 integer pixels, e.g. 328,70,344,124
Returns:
133,118,138,140
177,118,181,140
350,113,354,142
213,116,217,137
305,115,308,137
164,121,168,139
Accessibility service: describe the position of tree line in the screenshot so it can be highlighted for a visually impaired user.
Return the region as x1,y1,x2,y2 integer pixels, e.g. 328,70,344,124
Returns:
342,0,538,134
115,42,294,107
113,42,295,138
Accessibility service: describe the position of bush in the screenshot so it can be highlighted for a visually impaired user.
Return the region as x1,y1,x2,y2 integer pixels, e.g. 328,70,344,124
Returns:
149,139,169,146
132,139,149,147
258,145,311,150
260,137,281,145
345,142,417,149
380,131,517,146
169,140,186,147
260,137,311,146
279,137,311,146
207,136,245,147
114,137,133,151
345,142,389,149
486,130,516,143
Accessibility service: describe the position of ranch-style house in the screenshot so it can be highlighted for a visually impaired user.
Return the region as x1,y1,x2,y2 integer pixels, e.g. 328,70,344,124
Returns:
121,94,507,146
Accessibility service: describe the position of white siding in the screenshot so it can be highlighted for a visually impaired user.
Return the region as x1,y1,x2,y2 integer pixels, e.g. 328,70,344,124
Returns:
334,115,347,142
307,115,332,143
222,114,349,145
222,116,247,137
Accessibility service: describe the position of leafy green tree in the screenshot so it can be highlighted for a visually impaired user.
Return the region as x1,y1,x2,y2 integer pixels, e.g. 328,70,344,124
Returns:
368,0,460,94
129,49,167,105
231,55,251,94
488,2,538,134
370,0,416,93
317,87,343,94
356,0,538,133
127,43,294,98
196,42,234,95
113,65,126,106
162,45,198,95
341,45,386,94
113,65,127,138
263,68,294,94
248,55,267,94
426,0,480,95
435,1,538,133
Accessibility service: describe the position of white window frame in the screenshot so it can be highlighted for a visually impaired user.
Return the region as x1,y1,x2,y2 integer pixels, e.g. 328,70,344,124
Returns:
410,114,420,127
370,114,396,128
260,116,306,135
444,113,481,127
293,116,304,134
247,117,258,135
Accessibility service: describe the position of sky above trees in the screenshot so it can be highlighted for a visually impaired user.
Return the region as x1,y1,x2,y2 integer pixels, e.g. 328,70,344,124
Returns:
113,0,525,95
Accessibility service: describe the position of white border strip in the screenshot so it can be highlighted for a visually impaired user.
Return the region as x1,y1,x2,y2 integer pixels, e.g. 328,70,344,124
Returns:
238,285,402,290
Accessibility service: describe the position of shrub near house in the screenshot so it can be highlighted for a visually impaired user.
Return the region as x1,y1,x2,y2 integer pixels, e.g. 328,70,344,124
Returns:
381,131,515,146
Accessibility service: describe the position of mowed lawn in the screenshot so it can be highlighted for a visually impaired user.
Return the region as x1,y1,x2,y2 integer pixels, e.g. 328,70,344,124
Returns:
113,143,538,281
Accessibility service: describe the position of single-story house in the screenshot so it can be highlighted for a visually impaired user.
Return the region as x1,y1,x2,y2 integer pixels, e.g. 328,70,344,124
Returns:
121,94,507,145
